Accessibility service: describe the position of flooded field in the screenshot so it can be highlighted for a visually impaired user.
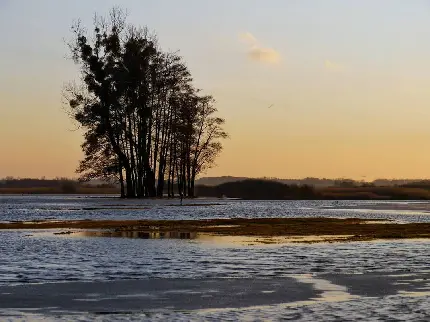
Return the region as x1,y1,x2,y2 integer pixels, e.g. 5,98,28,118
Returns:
2,195,430,223
0,195,430,320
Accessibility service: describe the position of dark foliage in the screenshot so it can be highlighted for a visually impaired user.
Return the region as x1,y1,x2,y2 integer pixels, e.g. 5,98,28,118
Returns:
195,179,318,200
64,8,227,198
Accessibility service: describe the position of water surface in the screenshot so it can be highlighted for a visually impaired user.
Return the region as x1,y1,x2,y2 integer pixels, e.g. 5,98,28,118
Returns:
2,195,430,222
1,195,429,320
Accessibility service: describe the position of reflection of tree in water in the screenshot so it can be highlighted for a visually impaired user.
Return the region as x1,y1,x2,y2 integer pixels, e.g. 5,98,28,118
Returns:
84,230,198,240
131,231,197,239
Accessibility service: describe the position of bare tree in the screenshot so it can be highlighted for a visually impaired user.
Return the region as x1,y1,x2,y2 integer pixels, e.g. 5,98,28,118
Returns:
65,8,227,198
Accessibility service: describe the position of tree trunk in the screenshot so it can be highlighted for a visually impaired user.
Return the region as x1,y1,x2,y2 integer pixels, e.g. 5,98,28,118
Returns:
125,167,135,198
156,157,165,197
189,170,197,198
119,160,125,198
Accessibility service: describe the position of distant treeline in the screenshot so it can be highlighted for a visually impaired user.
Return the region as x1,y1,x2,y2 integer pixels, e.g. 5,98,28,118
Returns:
196,179,430,200
399,180,430,189
3,177,430,200
196,179,318,200
195,176,429,188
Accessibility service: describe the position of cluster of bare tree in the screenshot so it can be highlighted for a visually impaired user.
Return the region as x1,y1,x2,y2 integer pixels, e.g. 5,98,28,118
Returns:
65,9,227,198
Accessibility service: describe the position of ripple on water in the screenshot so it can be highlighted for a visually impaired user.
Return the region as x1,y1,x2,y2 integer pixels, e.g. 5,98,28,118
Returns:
3,196,430,223
0,229,429,284
1,196,430,320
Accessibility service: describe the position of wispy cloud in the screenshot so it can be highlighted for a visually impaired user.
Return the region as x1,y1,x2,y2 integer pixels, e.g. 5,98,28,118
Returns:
324,60,345,72
239,32,281,64
239,32,258,44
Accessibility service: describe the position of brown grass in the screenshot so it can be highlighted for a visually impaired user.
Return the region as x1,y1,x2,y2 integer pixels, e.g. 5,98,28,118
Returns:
2,218,430,242
318,187,430,200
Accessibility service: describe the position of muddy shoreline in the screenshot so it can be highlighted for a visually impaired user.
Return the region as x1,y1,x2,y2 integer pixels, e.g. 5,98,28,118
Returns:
2,218,430,242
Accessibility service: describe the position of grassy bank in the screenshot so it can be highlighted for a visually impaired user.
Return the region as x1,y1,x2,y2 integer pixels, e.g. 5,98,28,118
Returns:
2,218,430,242
318,186,430,200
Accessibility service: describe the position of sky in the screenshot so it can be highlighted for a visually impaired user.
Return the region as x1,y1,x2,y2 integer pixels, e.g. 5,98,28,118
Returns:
2,0,430,180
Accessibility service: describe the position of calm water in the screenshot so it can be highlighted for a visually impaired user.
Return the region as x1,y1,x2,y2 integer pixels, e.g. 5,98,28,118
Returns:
0,195,430,321
2,195,430,222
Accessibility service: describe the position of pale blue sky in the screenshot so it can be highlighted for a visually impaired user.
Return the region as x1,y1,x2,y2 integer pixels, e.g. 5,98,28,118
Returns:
2,1,430,179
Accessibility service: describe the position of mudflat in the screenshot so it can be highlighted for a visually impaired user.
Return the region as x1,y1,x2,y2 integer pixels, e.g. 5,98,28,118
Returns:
2,217,430,242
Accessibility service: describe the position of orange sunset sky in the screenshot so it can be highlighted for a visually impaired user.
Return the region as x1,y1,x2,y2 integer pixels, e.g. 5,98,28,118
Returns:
2,1,430,180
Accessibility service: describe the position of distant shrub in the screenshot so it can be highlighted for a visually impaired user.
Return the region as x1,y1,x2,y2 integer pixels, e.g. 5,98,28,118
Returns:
60,181,78,194
195,179,318,200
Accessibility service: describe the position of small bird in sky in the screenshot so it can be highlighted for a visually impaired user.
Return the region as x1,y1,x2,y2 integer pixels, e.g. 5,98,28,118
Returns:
267,104,274,109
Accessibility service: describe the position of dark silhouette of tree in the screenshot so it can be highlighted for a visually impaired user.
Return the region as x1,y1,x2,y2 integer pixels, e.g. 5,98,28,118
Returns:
65,8,227,198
